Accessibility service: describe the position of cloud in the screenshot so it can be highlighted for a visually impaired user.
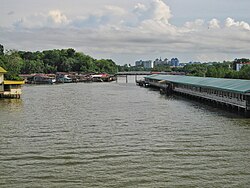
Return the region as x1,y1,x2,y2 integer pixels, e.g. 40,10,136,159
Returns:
132,0,172,27
208,19,220,29
184,19,205,30
13,10,69,28
48,10,69,24
150,0,172,24
225,17,250,30
2,0,250,63
134,3,147,14
104,5,126,16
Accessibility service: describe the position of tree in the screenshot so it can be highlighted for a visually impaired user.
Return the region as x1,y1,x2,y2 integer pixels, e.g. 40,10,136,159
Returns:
3,51,23,80
21,60,44,74
66,48,75,57
0,44,4,55
183,64,207,77
239,65,250,79
1,47,118,75
152,64,171,72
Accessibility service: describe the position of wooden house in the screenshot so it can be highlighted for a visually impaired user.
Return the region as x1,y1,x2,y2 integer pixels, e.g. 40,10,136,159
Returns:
0,66,24,98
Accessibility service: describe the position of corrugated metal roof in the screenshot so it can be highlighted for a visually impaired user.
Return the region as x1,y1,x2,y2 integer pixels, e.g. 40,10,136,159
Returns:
145,75,250,93
0,66,7,73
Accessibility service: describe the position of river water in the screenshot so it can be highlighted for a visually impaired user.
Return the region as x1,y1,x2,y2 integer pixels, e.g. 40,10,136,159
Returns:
0,78,250,187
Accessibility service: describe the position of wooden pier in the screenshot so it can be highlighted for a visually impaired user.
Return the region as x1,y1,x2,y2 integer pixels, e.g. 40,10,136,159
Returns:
115,72,151,83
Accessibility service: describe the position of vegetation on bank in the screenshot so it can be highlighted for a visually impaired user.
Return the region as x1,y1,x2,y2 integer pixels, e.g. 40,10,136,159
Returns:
0,44,117,80
118,59,250,80
1,44,249,80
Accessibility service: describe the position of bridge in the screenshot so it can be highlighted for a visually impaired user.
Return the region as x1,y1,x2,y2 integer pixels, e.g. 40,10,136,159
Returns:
115,72,152,83
115,71,152,76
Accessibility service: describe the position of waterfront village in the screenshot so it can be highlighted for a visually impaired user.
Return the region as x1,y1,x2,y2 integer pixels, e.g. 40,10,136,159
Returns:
1,56,250,116
0,66,118,98
1,57,250,97
1,44,250,115
20,72,117,84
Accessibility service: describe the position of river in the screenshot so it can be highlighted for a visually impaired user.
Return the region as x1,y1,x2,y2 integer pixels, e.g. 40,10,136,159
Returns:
0,79,250,187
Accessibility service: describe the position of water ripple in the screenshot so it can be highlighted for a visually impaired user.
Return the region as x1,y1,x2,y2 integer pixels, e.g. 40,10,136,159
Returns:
0,83,250,187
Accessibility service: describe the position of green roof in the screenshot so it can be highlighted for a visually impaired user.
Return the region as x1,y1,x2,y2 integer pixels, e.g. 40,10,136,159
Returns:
0,66,7,73
145,75,250,93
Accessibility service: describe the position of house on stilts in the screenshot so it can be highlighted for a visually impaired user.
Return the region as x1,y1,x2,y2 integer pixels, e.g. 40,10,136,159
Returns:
0,66,24,98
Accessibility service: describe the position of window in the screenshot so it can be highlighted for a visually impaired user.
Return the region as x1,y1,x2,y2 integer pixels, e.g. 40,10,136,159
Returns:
4,85,10,91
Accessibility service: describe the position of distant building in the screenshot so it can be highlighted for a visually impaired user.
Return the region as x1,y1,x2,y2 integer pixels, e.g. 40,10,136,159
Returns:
179,63,187,67
235,63,250,71
170,58,179,67
135,60,143,67
135,60,153,69
153,58,168,67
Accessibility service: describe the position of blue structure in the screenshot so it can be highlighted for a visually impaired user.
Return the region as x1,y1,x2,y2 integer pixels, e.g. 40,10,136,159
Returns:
170,58,179,67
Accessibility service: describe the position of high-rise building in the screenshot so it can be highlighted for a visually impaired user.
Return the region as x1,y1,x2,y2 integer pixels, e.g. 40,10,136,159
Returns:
170,58,179,67
153,58,168,67
135,60,153,69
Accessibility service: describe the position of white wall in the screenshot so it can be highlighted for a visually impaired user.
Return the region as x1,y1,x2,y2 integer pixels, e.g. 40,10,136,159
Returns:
0,73,4,83
0,73,4,92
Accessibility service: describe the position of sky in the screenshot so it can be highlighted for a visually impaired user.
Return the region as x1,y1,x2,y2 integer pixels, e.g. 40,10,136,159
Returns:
1,0,250,65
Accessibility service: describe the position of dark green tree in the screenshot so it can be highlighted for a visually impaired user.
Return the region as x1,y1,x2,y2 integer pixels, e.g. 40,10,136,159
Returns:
3,51,23,80
239,65,250,79
0,44,4,55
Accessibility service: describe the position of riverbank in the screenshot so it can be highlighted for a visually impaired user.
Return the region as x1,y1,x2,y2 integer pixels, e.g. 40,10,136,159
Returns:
20,72,117,84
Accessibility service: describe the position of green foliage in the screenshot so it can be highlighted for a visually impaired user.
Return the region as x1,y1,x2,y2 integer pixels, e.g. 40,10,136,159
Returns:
239,65,250,79
2,51,24,80
0,44,118,80
234,58,250,63
152,64,171,72
1,43,249,80
0,44,4,56
183,64,207,77
21,60,44,74
206,63,229,78
182,61,250,80
232,58,250,70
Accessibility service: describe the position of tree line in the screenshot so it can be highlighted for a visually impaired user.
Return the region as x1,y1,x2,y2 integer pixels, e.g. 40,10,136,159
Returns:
1,44,249,80
118,59,250,80
0,44,118,80
179,60,250,79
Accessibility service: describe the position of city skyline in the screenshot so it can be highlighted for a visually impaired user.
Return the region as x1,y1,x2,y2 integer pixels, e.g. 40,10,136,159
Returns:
1,0,250,65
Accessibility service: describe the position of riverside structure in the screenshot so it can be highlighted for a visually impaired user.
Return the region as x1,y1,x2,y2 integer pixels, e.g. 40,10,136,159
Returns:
142,75,250,116
0,66,24,98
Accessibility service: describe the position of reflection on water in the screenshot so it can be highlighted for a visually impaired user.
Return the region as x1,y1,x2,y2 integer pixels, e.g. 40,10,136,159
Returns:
0,82,250,188
0,98,23,109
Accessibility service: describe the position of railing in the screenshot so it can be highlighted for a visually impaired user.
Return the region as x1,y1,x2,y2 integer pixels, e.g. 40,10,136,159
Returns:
115,72,151,76
175,88,246,108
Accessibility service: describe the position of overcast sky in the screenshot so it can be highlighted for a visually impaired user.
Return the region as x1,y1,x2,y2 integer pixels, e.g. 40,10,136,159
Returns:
1,0,250,65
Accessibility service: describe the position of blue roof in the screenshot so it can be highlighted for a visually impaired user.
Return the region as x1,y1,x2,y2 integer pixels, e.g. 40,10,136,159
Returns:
145,75,250,93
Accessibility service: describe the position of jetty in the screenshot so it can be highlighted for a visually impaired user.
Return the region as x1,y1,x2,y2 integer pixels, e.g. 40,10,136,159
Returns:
115,71,186,83
0,67,24,98
139,74,250,116
115,71,151,83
